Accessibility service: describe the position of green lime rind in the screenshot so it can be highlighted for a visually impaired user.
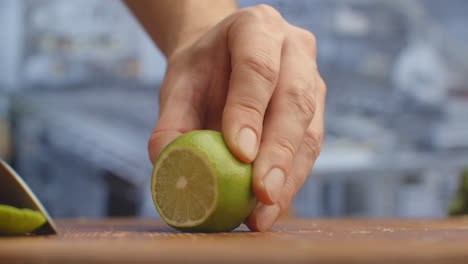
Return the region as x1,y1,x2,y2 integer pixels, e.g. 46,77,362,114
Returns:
462,168,468,193
0,204,47,235
152,130,256,232
449,168,468,216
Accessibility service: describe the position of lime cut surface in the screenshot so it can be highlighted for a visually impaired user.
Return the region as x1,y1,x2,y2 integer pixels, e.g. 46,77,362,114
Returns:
0,204,46,235
154,147,217,227
152,130,256,232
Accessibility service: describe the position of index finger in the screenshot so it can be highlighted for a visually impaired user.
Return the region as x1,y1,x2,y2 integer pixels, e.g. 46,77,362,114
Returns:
222,5,285,162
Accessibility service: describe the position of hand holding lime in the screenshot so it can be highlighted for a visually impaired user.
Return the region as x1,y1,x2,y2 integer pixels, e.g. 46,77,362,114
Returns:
151,130,256,232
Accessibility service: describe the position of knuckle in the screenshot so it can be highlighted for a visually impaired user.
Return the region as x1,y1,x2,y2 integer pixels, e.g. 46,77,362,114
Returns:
239,4,283,27
233,96,265,124
251,4,282,21
285,83,316,123
291,26,317,56
274,136,298,162
239,52,278,88
299,29,317,47
317,76,327,98
303,129,323,159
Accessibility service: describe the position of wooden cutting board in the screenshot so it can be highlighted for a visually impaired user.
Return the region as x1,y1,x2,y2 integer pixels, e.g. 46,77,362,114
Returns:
1,217,468,263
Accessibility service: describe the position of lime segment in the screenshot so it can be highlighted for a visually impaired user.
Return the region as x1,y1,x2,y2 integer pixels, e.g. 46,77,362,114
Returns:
0,204,47,235
154,147,216,226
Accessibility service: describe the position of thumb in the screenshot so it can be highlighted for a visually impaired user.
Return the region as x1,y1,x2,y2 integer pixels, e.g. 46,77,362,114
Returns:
148,77,203,164
148,126,182,164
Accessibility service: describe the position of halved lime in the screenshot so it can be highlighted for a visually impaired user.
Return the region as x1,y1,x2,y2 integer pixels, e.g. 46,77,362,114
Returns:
0,204,46,235
152,130,256,232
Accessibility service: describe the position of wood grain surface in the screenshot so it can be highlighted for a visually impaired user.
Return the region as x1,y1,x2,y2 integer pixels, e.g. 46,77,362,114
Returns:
1,217,468,263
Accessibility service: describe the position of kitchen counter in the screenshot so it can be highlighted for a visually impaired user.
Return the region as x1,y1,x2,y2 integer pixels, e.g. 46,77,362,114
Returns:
1,217,468,263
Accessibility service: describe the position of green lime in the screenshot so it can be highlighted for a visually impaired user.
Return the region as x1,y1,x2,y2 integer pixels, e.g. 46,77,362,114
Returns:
0,204,47,235
152,130,256,232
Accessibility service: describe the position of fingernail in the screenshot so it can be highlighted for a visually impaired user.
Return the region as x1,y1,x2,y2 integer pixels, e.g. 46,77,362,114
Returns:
255,204,280,232
237,127,257,160
264,168,285,203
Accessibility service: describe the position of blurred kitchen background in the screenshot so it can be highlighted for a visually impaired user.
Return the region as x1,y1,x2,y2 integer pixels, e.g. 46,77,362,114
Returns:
0,0,467,219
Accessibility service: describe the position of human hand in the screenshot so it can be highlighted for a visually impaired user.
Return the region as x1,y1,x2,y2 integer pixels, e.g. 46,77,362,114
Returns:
148,4,326,231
